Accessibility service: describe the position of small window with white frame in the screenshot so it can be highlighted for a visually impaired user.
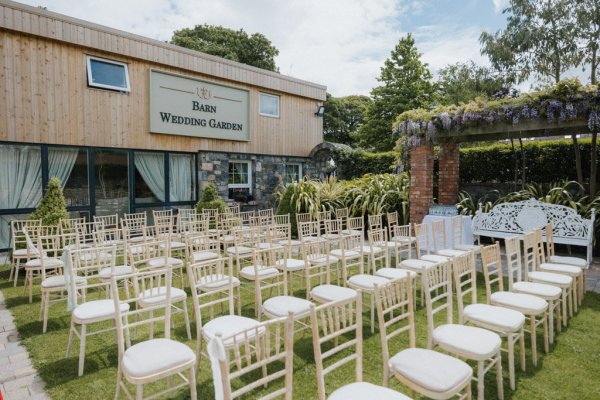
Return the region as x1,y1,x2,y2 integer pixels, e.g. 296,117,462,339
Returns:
284,163,302,185
228,161,253,202
259,93,280,117
86,55,131,92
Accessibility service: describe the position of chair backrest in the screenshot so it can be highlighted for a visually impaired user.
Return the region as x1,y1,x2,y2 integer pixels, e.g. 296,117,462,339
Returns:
127,239,169,270
68,245,117,306
325,219,343,236
386,211,398,239
239,210,255,226
93,214,118,230
480,242,505,302
226,204,241,216
544,223,556,258
176,208,195,232
10,219,41,253
121,212,147,238
522,231,540,278
368,214,382,231
310,294,362,400
504,236,523,290
185,231,220,262
219,217,242,235
202,208,220,229
451,252,478,323
59,217,86,234
345,216,364,235
273,213,290,226
295,212,312,226
74,220,96,245
187,256,235,319
367,228,389,267
266,223,291,251
374,276,414,386
298,221,320,242
423,261,453,348
392,224,413,260
92,225,122,248
112,267,173,371
303,240,332,297
335,207,348,220
533,228,547,264
252,247,287,318
153,210,175,233
413,223,431,256
430,219,447,252
337,234,364,279
210,315,294,400
450,216,463,248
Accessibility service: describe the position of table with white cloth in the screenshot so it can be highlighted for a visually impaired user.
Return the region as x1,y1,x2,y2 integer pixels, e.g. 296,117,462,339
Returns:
422,215,473,252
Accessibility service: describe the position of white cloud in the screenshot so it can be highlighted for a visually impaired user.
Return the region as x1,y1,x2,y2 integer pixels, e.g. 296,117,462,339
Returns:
492,0,509,13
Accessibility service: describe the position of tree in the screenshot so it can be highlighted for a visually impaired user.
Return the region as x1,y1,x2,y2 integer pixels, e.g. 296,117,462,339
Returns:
323,93,372,145
30,177,68,226
171,24,279,72
195,183,227,214
577,0,600,85
359,34,435,151
436,61,510,105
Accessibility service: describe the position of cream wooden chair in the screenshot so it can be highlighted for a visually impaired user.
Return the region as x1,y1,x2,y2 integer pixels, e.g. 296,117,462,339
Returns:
295,211,312,230
317,210,331,234
153,210,186,254
330,233,363,285
431,219,468,258
9,219,42,286
341,216,364,237
390,224,416,261
311,293,412,400
59,217,86,235
121,212,149,243
298,220,323,243
368,213,383,231
413,222,450,263
537,224,584,310
226,226,260,275
374,276,474,400
239,210,255,229
505,236,562,342
226,203,241,216
480,242,549,367
523,231,573,326
386,211,399,235
128,240,192,340
111,266,197,400
176,208,195,233
65,244,121,376
267,224,306,289
450,215,480,253
208,314,294,400
185,231,220,263
370,227,404,268
423,261,504,400
202,208,220,232
323,218,344,248
305,240,356,304
218,216,242,250
93,213,119,230
452,252,526,390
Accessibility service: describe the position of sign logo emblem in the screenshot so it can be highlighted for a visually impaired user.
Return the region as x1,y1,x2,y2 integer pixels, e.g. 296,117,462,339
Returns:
196,86,212,100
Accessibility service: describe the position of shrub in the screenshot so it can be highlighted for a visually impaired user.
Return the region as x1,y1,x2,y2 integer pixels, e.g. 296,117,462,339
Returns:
195,183,227,214
30,177,69,225
276,184,298,236
332,148,397,179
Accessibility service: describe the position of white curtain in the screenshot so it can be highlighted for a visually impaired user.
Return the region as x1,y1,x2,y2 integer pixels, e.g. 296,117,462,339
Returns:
48,148,78,189
0,145,43,248
169,154,194,202
135,152,165,202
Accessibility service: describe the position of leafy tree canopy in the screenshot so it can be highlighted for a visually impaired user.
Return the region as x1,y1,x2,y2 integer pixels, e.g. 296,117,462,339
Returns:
359,34,435,151
171,24,279,72
323,93,372,145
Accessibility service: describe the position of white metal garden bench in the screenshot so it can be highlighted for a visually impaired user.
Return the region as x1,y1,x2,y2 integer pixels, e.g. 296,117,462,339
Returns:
472,198,595,263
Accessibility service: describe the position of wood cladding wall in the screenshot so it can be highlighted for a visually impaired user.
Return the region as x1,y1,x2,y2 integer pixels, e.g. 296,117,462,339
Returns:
0,2,326,156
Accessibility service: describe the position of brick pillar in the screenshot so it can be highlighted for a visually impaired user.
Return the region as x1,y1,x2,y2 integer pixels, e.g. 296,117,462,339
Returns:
438,142,460,205
409,142,434,224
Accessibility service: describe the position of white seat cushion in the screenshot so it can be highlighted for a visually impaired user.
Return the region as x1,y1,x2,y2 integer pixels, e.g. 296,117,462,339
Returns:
25,257,63,268
239,266,279,280
528,271,572,287
329,382,411,400
353,245,383,254
389,348,472,394
464,304,525,332
433,324,501,360
99,265,134,279
421,254,450,263
12,248,40,257
78,251,112,262
159,241,186,250
148,257,183,268
391,236,416,243
548,255,587,268
512,281,562,300
375,268,416,280
301,235,321,242
540,263,582,277
278,239,301,247
191,251,220,262
309,254,338,265
322,233,340,240
137,287,187,307
375,241,399,249
226,245,253,255
123,338,195,378
73,299,129,323
330,249,361,259
262,296,313,318
347,274,390,291
41,275,86,288
311,284,357,303
455,244,481,253
341,229,362,236
197,274,240,290
257,242,283,250
399,259,434,271
490,291,548,315
276,258,306,271
203,315,262,346
220,235,235,242
437,249,467,257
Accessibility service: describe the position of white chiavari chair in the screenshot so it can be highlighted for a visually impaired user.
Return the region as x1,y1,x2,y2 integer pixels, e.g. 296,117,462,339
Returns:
305,240,355,304
341,216,364,237
431,219,468,258
368,213,383,231
9,218,42,285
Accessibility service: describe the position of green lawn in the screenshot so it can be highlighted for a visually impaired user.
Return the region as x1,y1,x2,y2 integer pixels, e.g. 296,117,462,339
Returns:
1,263,600,400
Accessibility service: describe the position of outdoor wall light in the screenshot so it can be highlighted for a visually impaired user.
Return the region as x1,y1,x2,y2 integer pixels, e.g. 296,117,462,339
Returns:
315,105,325,117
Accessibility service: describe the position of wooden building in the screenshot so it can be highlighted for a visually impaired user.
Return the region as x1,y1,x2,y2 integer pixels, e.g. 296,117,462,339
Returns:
0,0,327,249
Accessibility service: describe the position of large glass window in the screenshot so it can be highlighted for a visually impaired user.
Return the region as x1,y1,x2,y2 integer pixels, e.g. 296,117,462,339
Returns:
134,152,165,204
94,150,129,217
49,147,89,206
86,55,131,92
169,154,196,202
228,161,252,202
259,93,280,117
284,163,302,185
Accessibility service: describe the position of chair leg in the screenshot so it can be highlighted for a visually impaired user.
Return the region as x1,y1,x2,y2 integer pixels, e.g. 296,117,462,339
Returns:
78,324,87,376
188,366,198,400
548,300,555,344
114,366,122,400
370,293,375,334
42,292,50,333
507,334,515,390
542,312,549,353
530,315,537,367
495,351,504,400
519,328,526,372
182,301,192,340
477,360,484,400
561,289,568,328
66,321,75,357
136,384,143,400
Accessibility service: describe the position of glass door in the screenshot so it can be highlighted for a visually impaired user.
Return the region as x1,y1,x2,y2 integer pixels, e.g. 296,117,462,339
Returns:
94,150,129,218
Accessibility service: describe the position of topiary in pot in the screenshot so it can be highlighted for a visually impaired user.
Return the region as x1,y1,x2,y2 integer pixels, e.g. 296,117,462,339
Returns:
30,176,69,226
195,183,227,214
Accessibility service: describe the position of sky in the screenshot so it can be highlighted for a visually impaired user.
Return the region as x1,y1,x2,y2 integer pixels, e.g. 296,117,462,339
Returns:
18,0,522,96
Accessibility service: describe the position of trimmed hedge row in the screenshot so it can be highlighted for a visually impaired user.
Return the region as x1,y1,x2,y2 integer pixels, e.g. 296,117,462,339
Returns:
460,138,599,184
332,148,397,179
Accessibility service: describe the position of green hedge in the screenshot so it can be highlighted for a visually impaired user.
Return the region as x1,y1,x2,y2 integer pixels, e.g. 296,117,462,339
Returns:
332,148,397,179
460,138,599,184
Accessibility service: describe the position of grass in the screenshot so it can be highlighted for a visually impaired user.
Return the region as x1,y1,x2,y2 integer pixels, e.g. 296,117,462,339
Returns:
1,262,600,400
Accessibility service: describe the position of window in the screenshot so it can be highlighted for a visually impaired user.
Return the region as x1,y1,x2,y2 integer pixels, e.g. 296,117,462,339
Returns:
228,161,252,202
49,147,89,206
86,55,131,92
259,93,280,117
284,163,302,185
